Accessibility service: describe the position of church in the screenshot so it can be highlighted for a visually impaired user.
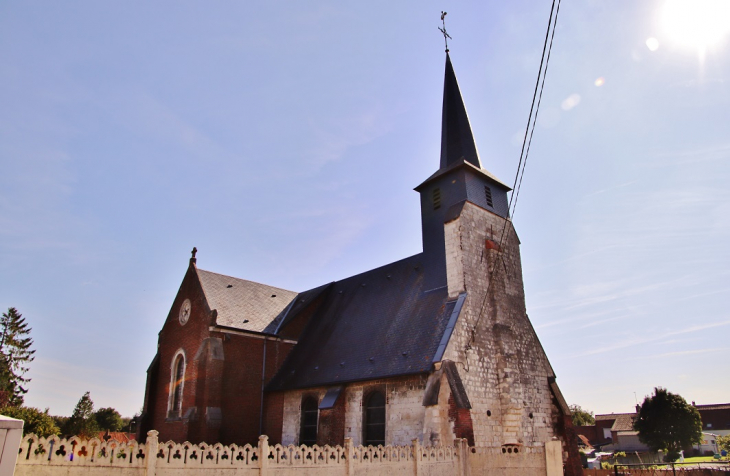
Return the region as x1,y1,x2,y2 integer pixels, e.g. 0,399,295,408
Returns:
138,51,582,474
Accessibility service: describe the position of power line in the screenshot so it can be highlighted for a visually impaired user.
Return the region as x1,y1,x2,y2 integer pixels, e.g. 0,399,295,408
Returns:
465,0,562,352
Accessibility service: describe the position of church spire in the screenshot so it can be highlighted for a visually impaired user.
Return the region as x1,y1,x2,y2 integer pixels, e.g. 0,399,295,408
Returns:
440,53,481,170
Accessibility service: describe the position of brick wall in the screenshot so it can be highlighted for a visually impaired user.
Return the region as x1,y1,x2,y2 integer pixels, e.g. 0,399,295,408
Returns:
448,393,475,446
140,263,295,446
142,264,212,443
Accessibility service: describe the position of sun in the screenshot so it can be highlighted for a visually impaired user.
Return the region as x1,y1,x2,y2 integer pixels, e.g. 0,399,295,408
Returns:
661,0,730,51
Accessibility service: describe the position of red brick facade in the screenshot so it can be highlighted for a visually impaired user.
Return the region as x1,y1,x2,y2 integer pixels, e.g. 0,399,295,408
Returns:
448,393,475,446
138,263,295,445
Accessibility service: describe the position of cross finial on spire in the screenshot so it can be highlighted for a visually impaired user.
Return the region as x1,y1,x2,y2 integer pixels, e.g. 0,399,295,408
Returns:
190,246,197,265
438,11,452,53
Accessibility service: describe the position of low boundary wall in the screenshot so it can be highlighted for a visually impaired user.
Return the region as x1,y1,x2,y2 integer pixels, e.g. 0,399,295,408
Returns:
15,431,562,476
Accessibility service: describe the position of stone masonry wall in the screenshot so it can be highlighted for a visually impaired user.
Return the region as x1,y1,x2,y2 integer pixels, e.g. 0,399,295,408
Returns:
279,375,429,447
440,201,560,450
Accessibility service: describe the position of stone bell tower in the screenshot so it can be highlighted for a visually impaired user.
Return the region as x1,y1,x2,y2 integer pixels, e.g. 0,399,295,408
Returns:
418,52,579,474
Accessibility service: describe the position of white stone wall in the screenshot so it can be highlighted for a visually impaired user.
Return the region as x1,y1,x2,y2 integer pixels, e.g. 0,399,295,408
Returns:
421,372,455,447
441,201,560,449
281,388,326,446
279,376,428,448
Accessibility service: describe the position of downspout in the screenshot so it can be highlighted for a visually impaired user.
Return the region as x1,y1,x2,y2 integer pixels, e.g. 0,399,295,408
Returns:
259,338,267,436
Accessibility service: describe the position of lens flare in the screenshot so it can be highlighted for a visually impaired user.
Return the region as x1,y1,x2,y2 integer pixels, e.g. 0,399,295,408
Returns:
561,94,581,111
661,0,730,49
646,37,660,51
594,77,605,87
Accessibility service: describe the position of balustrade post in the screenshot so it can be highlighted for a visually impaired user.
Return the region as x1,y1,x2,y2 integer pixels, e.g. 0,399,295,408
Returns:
258,435,269,476
145,430,158,476
456,438,470,476
412,438,420,476
344,437,354,476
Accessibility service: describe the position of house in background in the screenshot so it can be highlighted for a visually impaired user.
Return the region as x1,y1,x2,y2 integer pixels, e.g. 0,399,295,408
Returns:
694,432,721,456
694,403,730,437
575,402,730,458
138,51,584,476
593,413,650,453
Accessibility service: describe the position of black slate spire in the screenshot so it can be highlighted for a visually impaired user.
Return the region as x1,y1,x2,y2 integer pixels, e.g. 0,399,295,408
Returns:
440,53,481,169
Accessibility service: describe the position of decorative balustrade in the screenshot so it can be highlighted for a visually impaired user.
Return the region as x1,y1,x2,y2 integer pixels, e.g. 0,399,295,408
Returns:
19,433,148,467
15,431,469,475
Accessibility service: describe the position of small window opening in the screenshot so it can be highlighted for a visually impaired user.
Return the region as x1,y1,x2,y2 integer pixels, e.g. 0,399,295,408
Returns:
300,396,319,446
364,391,386,446
484,185,494,207
433,188,441,210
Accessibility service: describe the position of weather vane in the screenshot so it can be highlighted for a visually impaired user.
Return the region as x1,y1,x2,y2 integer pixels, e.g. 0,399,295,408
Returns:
438,11,452,53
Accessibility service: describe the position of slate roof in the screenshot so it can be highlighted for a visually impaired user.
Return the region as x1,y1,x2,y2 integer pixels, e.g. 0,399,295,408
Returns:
695,403,730,410
441,53,480,170
263,282,333,335
197,268,298,333
595,413,636,432
415,158,512,194
266,253,461,391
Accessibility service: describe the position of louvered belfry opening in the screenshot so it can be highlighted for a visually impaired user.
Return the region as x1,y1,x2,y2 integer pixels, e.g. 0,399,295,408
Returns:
484,185,493,208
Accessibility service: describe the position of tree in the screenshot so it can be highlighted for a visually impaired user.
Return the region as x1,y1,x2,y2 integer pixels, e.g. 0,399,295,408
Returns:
633,387,702,462
0,308,35,407
63,391,99,438
569,404,595,426
0,406,59,437
95,407,124,432
717,435,730,455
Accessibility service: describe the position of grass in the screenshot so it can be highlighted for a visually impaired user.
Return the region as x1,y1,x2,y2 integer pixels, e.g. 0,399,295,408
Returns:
675,455,727,464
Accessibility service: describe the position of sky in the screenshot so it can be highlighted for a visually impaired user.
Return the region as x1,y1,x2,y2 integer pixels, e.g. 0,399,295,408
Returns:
1,1,728,418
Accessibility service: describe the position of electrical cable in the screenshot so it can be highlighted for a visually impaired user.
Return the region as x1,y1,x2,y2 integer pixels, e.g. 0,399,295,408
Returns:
465,0,562,351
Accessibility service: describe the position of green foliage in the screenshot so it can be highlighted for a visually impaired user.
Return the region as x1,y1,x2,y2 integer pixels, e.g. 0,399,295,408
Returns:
95,407,123,432
600,451,627,469
52,415,69,432
0,406,59,437
62,391,99,438
633,387,702,462
569,404,595,426
0,308,36,407
718,435,730,454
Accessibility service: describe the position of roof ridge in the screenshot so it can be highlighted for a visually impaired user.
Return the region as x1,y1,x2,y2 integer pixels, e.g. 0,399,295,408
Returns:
320,253,424,288
196,268,296,294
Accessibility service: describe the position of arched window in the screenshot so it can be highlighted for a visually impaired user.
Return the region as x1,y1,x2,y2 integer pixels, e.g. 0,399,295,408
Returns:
300,396,318,445
364,391,385,446
168,351,185,419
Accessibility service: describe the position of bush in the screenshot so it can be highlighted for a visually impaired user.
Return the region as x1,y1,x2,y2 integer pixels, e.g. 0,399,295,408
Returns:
1,406,59,437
